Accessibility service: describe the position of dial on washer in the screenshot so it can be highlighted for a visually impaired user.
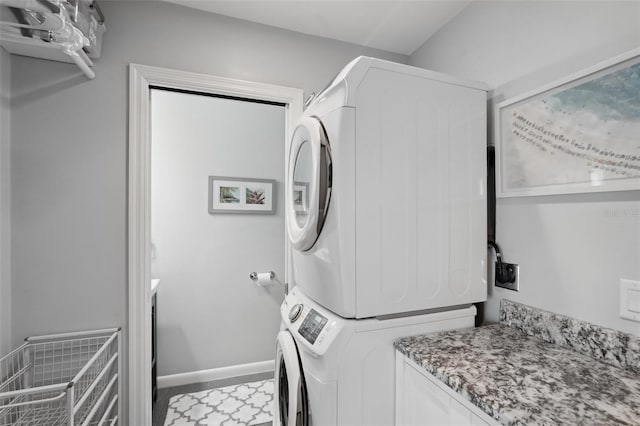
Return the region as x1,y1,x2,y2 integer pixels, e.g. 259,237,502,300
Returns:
289,304,303,322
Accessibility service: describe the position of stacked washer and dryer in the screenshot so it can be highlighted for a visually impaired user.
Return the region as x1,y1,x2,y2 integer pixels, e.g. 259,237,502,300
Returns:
275,57,488,426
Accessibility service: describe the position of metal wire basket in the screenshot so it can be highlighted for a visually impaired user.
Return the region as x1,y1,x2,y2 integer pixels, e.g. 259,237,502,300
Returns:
0,328,121,426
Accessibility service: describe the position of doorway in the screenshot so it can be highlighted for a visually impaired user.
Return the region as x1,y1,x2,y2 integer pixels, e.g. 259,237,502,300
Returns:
129,64,303,426
150,87,285,424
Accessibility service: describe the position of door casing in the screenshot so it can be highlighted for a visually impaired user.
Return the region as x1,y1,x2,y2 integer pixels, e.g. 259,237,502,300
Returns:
128,63,303,425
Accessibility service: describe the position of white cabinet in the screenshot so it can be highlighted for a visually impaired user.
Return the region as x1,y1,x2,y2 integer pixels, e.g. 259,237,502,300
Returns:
396,353,498,426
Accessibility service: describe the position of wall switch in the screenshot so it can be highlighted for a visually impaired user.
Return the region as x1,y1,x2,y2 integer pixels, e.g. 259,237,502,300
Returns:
628,290,640,313
495,262,519,291
620,279,640,322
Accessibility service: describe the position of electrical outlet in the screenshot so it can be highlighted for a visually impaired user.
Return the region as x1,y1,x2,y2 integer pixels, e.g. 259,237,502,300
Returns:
620,279,640,322
495,262,519,291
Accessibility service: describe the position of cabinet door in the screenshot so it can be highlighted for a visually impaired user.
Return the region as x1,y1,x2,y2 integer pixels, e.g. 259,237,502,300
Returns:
403,363,451,426
471,413,491,426
397,355,498,426
450,398,473,426
399,361,476,426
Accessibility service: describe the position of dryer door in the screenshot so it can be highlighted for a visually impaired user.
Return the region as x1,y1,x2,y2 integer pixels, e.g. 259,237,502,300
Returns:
274,331,310,426
286,116,333,251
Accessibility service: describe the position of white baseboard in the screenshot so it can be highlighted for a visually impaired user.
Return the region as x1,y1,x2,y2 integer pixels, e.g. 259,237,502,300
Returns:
158,359,275,389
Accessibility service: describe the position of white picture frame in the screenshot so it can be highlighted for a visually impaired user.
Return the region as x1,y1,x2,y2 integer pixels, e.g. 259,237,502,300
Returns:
495,47,640,198
208,176,276,214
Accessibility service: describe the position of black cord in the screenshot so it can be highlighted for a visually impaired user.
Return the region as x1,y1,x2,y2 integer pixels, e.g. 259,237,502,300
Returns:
488,240,502,260
488,240,504,284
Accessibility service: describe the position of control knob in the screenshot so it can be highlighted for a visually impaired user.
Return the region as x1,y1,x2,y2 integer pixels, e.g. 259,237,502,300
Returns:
289,304,303,322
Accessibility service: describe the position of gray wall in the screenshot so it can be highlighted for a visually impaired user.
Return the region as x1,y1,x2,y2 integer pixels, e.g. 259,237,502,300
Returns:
409,0,640,334
9,0,406,405
151,90,286,375
0,47,10,356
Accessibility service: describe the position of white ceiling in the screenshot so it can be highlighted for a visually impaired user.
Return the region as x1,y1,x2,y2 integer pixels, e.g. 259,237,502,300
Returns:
162,0,472,55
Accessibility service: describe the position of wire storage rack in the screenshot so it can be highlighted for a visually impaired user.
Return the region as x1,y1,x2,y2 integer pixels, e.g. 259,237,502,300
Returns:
0,328,121,426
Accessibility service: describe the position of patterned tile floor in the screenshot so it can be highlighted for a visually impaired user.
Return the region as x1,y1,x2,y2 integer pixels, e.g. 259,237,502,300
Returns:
163,379,274,426
152,372,274,426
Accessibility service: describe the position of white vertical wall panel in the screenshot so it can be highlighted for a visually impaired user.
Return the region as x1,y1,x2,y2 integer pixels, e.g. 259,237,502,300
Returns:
448,87,487,298
416,102,442,302
356,69,487,317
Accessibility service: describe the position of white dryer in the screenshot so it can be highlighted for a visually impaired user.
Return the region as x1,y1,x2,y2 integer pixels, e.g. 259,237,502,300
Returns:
286,57,489,319
274,287,476,426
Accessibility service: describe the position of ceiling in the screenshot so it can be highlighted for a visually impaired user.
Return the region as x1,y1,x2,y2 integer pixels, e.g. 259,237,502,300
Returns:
162,0,472,55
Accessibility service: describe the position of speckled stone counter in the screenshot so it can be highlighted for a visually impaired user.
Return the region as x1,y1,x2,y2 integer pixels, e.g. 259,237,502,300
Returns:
394,300,640,426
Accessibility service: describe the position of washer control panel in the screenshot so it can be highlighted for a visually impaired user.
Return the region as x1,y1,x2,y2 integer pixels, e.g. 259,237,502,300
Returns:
297,309,328,344
281,287,343,356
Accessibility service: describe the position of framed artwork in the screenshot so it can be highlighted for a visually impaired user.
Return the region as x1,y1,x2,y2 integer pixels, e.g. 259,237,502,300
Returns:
496,48,640,197
293,182,309,213
208,176,276,214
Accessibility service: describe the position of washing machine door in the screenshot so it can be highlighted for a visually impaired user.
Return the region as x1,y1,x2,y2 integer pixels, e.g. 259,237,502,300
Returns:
274,331,310,426
286,116,333,251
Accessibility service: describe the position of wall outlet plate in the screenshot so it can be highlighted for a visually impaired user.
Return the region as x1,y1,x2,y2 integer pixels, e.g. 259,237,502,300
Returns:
620,279,640,322
495,262,519,291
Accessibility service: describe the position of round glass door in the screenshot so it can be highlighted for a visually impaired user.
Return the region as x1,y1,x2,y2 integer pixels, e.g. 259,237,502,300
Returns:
293,141,313,229
286,116,332,251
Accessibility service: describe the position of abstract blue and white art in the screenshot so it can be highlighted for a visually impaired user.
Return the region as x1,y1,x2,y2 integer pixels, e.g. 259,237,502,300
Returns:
497,51,640,196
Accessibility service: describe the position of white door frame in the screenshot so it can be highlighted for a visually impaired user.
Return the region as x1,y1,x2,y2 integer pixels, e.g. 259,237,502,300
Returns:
128,63,303,426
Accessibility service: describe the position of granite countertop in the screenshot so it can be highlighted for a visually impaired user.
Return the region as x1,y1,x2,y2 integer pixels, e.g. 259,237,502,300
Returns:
395,300,640,426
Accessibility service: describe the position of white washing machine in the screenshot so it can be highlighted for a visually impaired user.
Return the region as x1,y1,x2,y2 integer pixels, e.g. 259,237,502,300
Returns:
274,287,476,426
285,57,489,319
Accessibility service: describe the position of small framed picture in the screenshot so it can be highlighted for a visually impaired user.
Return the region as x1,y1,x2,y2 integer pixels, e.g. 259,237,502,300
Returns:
208,176,276,214
293,182,309,213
